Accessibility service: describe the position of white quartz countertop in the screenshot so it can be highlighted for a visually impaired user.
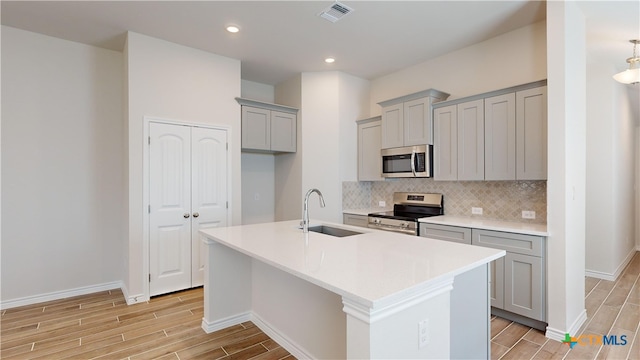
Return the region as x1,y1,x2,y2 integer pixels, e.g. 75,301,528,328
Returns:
419,215,548,236
200,220,504,309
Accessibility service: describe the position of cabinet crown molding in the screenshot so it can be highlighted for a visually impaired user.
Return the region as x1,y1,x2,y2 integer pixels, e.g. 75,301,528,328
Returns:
377,88,450,107
432,79,547,109
235,97,299,114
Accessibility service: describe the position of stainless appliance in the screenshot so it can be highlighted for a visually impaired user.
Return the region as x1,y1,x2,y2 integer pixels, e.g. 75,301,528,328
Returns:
368,192,443,235
381,144,433,178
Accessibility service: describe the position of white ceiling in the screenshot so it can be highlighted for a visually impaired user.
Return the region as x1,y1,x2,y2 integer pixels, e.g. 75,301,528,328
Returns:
1,1,638,86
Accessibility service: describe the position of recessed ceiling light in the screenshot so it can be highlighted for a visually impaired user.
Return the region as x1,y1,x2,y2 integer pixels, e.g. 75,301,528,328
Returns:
226,25,240,33
325,58,335,64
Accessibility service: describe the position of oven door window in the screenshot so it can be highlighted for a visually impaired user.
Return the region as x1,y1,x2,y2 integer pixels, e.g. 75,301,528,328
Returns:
382,154,413,173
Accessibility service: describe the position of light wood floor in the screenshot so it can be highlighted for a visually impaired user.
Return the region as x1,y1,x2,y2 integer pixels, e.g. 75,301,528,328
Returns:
491,251,640,360
0,287,293,360
3,253,639,360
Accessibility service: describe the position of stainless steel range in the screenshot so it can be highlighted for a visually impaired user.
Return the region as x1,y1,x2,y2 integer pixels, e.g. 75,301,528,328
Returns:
368,192,443,235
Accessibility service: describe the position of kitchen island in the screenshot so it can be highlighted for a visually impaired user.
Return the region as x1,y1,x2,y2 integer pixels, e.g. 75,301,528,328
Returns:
200,220,504,359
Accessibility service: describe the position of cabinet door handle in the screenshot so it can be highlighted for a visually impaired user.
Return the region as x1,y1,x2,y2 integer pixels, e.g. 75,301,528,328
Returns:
183,213,190,218
193,212,200,218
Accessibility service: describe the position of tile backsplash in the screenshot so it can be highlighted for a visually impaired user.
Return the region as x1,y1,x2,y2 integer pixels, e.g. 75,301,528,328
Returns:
343,179,547,224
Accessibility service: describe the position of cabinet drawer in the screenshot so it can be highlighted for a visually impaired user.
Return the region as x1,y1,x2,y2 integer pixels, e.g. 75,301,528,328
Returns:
420,223,471,245
343,214,368,228
472,229,543,257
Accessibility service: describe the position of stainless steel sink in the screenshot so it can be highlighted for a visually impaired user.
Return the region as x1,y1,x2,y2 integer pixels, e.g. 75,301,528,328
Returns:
307,225,362,237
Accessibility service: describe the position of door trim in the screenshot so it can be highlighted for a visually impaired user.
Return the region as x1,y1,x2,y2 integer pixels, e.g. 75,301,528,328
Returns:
143,116,231,301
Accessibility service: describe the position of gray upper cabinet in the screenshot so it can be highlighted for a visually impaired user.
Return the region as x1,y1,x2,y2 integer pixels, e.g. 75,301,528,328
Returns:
241,106,271,151
485,93,516,180
457,99,485,181
404,97,433,146
433,99,484,181
379,89,450,149
236,98,298,154
357,116,383,181
432,81,547,181
433,104,458,181
516,86,547,180
380,103,404,149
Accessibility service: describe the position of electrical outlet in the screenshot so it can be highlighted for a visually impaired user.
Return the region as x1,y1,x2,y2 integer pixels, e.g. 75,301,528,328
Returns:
378,200,386,207
471,207,483,215
522,210,536,219
419,319,429,348
254,193,260,201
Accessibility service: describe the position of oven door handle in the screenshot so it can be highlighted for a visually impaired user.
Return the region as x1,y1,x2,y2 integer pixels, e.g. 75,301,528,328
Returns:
368,222,416,235
410,150,416,177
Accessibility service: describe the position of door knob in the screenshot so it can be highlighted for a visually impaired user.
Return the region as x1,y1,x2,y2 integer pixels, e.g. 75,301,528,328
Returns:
193,212,200,218
183,213,190,218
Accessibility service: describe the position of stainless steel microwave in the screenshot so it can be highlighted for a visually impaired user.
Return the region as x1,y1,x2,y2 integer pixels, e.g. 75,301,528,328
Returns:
381,144,433,178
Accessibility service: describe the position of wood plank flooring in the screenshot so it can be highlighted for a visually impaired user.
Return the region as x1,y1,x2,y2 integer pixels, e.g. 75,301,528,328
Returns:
491,251,640,360
0,287,293,360
3,251,639,359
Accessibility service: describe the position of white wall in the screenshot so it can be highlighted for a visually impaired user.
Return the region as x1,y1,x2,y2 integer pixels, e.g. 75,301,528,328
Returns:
585,61,637,279
274,72,369,223
240,80,277,225
339,73,371,182
125,32,241,302
275,75,303,221
545,1,587,339
1,26,124,303
300,72,370,223
637,126,640,250
369,21,547,114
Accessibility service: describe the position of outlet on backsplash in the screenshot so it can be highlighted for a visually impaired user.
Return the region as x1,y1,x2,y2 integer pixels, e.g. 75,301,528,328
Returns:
471,207,483,215
378,200,386,207
522,210,536,219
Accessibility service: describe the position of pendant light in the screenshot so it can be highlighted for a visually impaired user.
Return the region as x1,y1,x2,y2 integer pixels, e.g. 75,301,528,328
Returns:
613,39,640,85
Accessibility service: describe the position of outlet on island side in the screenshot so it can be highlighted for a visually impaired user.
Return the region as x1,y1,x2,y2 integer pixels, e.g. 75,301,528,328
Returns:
471,207,483,215
522,210,536,219
419,318,429,348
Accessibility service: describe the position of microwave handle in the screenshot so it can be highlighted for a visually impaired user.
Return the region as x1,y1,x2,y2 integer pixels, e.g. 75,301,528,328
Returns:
411,150,416,177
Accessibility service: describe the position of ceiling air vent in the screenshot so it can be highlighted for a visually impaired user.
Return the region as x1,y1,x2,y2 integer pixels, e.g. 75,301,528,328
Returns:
319,2,354,23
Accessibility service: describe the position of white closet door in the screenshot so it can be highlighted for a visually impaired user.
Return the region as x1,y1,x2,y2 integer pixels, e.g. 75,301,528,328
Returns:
190,127,228,287
149,122,192,296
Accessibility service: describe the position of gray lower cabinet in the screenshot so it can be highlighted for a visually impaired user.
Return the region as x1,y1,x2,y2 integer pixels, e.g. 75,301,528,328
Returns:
472,229,545,322
343,214,368,228
420,223,546,323
419,223,471,245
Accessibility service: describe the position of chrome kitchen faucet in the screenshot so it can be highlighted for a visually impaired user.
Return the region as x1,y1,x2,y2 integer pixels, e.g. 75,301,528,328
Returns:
302,188,325,233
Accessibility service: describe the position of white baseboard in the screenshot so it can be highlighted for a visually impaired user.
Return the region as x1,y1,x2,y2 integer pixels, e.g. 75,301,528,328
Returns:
0,281,123,310
585,249,637,281
120,284,147,305
201,312,252,333
251,313,313,360
200,312,312,359
545,309,587,342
